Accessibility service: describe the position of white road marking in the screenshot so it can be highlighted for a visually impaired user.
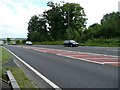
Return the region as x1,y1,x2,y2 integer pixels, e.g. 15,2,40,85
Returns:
106,49,119,52
57,54,104,65
17,46,117,57
57,54,119,66
3,47,61,90
33,47,118,58
34,49,47,53
15,46,119,66
75,58,117,59
103,62,119,64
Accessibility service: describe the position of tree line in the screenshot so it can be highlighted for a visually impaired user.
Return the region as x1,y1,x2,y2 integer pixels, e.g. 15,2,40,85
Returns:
27,1,120,43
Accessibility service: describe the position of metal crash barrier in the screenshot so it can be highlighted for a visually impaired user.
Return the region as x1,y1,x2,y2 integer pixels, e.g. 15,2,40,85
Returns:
6,71,20,90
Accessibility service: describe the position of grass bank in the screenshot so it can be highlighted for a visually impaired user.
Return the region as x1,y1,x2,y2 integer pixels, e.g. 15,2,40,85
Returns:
84,38,120,47
2,66,36,89
32,38,119,47
33,40,63,45
1,47,12,64
0,67,2,78
0,46,37,88
0,47,2,77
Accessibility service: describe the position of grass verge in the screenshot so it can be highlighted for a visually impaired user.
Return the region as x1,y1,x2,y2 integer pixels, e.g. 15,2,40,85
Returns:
0,46,37,89
33,40,63,45
0,67,2,78
0,46,2,78
32,38,119,47
84,38,120,47
2,66,36,89
1,46,12,64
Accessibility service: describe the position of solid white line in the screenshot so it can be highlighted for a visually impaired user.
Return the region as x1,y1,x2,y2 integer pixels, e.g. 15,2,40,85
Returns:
15,46,118,66
106,49,119,52
15,45,118,57
77,58,117,59
57,54,119,65
16,46,118,58
33,47,118,58
3,47,61,90
103,62,119,64
36,49,47,53
57,54,104,65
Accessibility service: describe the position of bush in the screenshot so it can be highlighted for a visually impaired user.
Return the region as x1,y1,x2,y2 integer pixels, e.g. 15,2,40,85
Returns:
85,38,119,47
33,41,64,45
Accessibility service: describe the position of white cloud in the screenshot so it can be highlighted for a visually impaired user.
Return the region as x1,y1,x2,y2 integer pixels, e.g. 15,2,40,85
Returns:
0,0,119,38
62,0,119,26
0,0,49,38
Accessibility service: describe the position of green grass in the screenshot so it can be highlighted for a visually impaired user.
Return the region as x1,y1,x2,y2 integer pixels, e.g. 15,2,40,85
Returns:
0,46,3,78
0,46,37,89
84,38,120,47
33,38,119,47
0,67,2,78
33,40,63,45
0,46,12,64
3,67,36,88
0,46,2,64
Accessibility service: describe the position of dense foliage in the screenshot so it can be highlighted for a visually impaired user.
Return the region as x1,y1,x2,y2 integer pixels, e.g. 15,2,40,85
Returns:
84,12,120,40
27,1,120,43
27,1,87,42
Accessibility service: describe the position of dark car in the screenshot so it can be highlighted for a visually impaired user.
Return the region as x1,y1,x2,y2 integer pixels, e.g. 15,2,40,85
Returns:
63,40,79,47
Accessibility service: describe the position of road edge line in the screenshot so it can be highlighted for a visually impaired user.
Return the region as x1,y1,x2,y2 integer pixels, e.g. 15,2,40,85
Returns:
3,46,61,90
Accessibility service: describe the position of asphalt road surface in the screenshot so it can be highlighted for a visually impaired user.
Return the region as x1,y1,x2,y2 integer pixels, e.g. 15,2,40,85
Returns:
4,45,119,88
33,45,119,56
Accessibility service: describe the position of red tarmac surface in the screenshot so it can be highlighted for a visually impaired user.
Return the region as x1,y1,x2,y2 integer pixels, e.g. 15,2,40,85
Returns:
17,46,120,67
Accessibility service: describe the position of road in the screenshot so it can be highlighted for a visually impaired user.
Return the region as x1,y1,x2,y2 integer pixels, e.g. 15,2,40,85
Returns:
33,45,119,56
4,45,119,88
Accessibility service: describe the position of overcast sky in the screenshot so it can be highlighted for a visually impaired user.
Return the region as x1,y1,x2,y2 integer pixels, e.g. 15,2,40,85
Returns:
0,0,119,38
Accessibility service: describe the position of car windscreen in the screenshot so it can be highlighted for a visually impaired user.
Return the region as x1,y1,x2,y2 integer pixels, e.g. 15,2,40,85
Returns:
70,40,75,43
64,40,69,43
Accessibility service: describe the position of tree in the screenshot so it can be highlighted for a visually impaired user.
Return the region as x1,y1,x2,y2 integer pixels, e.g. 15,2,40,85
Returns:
87,23,101,39
7,38,11,42
100,12,120,38
27,2,87,41
61,3,87,41
44,1,65,40
85,12,120,40
44,2,87,40
27,15,50,42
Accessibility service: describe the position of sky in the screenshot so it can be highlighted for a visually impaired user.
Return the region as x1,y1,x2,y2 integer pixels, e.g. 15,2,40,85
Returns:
0,0,119,38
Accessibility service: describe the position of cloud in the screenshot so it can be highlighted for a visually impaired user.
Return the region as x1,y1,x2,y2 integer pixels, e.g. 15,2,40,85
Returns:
0,0,49,38
0,0,119,38
62,0,119,26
